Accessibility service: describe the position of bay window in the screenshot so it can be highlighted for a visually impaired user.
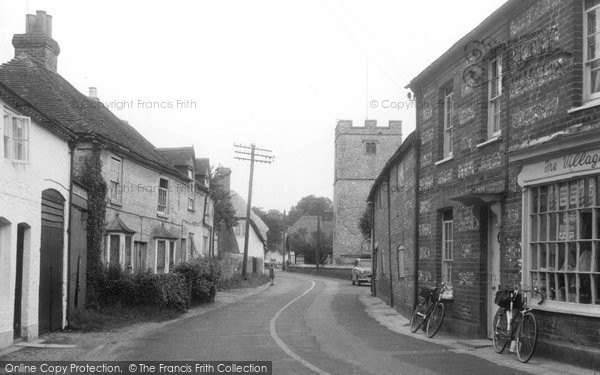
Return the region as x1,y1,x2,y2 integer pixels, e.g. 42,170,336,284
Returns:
528,178,600,309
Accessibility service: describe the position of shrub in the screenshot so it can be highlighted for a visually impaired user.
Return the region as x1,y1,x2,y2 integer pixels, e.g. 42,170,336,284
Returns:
96,266,188,312
173,258,222,304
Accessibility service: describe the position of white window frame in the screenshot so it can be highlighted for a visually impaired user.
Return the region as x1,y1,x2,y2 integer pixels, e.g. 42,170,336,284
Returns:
109,157,123,204
189,232,198,258
442,210,454,285
187,168,195,211
584,1,600,103
443,88,454,159
106,233,133,270
488,54,502,138
3,110,30,162
158,178,169,214
523,178,600,316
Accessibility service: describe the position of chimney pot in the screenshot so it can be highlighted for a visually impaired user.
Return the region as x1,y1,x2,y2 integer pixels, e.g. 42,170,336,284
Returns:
89,87,98,100
13,10,60,71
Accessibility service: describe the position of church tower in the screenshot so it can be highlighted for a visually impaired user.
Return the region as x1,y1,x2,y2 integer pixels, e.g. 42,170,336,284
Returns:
333,120,403,262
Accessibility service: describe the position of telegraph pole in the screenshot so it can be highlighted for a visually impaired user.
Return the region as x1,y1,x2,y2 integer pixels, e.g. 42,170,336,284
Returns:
234,143,274,278
316,215,321,274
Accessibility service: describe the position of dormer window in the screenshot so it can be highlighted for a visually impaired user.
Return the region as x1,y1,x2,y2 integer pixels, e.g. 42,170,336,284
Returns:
3,110,30,162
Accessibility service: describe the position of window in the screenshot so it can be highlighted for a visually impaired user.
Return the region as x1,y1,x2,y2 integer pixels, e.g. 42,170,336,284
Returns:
234,223,246,237
397,164,404,188
189,233,198,258
156,240,166,273
365,141,377,155
585,0,600,101
527,178,600,307
169,241,176,269
397,246,406,280
107,234,133,270
488,54,502,137
158,178,169,214
3,111,30,162
109,157,123,204
187,168,194,210
108,234,120,266
442,87,454,158
442,210,454,284
124,236,132,271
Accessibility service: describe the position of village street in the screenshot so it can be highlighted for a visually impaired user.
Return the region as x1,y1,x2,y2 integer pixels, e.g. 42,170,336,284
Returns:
4,272,588,375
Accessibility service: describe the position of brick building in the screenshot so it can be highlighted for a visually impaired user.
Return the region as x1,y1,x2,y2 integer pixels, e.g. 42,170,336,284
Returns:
371,0,600,368
368,132,418,317
333,119,402,263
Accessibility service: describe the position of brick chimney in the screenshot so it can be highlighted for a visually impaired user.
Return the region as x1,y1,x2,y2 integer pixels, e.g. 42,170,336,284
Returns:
12,10,60,71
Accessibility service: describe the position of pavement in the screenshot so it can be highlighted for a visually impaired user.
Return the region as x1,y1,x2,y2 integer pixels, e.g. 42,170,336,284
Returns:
360,293,594,375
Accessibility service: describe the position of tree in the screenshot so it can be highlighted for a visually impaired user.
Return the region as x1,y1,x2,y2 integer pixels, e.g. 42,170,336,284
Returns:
359,207,372,240
286,195,333,226
210,168,236,229
253,207,285,252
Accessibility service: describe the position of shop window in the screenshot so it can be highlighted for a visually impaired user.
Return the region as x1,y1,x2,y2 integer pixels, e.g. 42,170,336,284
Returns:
528,177,600,307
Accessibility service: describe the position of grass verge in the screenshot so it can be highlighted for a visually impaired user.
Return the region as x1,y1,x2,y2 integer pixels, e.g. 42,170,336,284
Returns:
218,273,270,290
67,305,184,332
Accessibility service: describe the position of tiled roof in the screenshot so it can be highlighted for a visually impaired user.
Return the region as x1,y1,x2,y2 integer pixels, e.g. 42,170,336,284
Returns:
0,55,182,177
157,147,195,168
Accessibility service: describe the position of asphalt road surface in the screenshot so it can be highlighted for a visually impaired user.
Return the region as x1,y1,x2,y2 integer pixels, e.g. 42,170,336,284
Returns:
117,272,530,375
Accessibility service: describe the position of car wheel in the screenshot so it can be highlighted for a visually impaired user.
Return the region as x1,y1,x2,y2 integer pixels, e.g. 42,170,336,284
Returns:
357,280,362,286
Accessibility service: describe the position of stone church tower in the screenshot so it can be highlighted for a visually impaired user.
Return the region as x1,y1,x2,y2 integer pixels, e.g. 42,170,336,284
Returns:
333,120,402,263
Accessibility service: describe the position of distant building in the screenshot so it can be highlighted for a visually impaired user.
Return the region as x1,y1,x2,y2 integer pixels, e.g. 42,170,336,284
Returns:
333,120,402,263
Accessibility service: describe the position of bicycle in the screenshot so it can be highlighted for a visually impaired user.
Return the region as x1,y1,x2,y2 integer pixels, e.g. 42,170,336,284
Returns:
492,286,544,363
409,283,453,338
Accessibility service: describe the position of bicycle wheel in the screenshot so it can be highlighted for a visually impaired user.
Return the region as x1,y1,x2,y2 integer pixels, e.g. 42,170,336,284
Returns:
410,299,427,333
516,312,538,363
426,302,445,338
492,308,508,353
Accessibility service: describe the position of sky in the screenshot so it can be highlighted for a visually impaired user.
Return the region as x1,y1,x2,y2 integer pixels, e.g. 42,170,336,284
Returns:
0,0,507,212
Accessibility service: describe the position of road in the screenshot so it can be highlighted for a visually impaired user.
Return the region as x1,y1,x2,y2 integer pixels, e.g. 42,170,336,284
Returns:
115,272,531,375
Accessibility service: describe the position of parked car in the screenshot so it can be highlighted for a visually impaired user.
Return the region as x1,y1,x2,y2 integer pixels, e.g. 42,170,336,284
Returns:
351,258,372,285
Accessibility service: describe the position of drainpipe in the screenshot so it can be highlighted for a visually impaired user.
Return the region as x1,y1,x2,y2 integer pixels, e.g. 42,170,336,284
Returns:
413,140,421,308
386,174,393,307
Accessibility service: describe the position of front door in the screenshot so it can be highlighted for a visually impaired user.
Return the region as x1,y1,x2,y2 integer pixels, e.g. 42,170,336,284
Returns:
135,242,147,273
487,207,501,338
39,189,65,334
13,224,27,338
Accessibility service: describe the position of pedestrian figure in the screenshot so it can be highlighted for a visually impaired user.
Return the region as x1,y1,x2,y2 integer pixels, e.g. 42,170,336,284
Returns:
269,264,275,285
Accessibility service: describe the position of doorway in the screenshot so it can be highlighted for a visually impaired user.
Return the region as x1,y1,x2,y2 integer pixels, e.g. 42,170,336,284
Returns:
39,189,65,334
487,204,501,338
135,241,147,273
14,223,29,338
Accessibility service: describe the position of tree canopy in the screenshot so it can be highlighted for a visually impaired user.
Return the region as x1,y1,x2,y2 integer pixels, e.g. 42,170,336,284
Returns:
210,168,237,229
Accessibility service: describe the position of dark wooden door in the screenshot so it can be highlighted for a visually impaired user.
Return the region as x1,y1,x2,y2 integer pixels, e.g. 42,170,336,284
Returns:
13,224,27,338
68,205,87,319
39,189,65,334
135,242,147,273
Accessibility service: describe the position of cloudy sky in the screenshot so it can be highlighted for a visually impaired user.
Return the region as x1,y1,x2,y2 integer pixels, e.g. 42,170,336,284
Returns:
0,0,506,212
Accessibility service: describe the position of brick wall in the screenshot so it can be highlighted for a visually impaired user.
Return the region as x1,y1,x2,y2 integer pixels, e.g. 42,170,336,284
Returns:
406,0,600,362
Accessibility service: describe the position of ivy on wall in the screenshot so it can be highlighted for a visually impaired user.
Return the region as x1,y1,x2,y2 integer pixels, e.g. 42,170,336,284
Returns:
79,143,107,309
